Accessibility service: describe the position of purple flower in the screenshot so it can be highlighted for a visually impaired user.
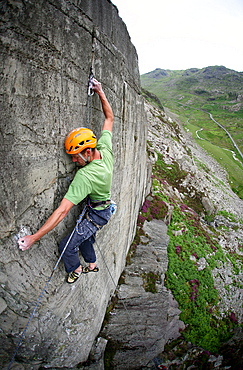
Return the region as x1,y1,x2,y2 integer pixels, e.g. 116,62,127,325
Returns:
189,279,200,301
138,215,146,224
229,312,238,323
141,200,151,213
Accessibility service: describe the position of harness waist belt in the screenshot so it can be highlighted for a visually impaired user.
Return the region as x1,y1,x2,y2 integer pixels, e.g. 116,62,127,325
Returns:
90,200,111,208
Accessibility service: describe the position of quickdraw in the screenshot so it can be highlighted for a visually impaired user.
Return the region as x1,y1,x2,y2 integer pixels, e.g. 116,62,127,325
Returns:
86,67,95,128
87,67,94,96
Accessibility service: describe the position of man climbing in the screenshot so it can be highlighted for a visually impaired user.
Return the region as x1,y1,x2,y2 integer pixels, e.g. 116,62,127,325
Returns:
18,79,115,284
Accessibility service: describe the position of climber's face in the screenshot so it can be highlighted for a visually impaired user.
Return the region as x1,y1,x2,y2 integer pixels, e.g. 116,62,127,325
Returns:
71,149,91,166
71,153,86,166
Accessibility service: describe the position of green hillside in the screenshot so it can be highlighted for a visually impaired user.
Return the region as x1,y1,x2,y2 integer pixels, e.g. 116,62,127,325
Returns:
141,66,243,198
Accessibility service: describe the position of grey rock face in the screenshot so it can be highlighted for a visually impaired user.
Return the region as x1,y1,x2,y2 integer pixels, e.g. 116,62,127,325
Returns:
101,219,185,369
0,0,148,368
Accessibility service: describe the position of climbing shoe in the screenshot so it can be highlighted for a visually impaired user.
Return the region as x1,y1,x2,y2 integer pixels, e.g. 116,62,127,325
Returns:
82,266,99,274
67,270,82,284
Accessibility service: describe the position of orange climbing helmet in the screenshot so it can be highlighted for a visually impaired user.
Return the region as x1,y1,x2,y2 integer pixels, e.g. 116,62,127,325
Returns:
65,127,97,155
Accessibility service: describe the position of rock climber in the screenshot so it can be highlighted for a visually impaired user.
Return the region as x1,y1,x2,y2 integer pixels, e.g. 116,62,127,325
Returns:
18,79,116,284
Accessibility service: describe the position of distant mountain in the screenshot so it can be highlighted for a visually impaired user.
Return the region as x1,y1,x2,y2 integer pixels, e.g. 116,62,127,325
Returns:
141,66,243,198
141,66,243,112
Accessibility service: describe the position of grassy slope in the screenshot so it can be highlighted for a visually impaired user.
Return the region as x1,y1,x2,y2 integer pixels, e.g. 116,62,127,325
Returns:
134,151,242,354
141,66,243,198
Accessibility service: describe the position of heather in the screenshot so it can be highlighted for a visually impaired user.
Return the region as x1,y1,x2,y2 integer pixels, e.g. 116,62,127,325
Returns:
136,153,240,352
166,206,234,351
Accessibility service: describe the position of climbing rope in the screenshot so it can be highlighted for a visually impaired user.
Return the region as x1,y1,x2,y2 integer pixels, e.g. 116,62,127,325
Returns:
7,206,87,370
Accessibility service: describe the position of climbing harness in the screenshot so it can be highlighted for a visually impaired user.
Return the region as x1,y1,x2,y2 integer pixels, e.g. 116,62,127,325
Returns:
81,198,112,230
89,199,111,208
86,198,112,228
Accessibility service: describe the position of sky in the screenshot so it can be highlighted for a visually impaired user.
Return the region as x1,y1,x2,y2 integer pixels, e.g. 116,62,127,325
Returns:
112,0,243,74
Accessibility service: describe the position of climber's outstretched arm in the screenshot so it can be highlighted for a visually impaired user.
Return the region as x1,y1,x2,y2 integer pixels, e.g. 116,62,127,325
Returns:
92,79,114,132
18,198,74,250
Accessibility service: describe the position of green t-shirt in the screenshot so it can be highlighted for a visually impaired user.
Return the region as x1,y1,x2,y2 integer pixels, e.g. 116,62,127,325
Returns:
64,130,113,205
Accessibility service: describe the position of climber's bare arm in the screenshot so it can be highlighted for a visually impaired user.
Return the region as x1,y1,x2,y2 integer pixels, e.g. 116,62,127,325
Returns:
92,79,114,132
18,198,74,251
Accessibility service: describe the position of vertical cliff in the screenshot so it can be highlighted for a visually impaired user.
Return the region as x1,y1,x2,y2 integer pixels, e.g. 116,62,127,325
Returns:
0,0,148,367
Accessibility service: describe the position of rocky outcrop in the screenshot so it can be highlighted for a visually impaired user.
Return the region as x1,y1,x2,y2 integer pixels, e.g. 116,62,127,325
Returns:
146,103,243,219
101,219,185,369
0,1,148,368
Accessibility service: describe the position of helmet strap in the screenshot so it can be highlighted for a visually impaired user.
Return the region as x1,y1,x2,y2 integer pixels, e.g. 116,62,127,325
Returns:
78,152,89,164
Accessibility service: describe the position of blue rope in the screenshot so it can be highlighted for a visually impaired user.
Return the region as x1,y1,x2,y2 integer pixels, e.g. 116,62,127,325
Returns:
7,276,53,370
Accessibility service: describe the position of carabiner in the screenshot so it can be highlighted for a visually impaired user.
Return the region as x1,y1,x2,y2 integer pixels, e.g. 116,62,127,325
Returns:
88,68,94,96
